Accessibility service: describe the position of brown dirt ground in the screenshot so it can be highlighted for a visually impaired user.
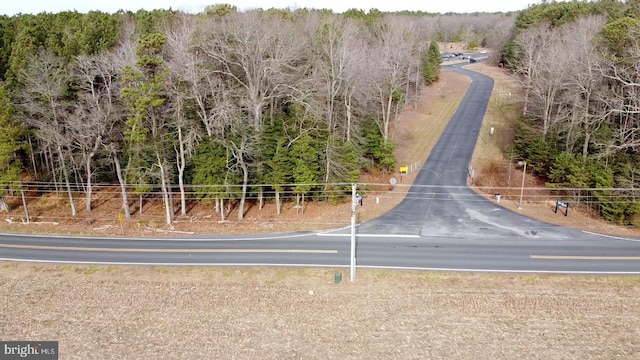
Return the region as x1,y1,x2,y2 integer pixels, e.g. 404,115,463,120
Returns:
1,61,639,359
2,264,639,359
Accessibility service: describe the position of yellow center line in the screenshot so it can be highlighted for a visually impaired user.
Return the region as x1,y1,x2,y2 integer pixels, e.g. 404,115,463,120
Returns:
531,255,640,260
0,243,337,254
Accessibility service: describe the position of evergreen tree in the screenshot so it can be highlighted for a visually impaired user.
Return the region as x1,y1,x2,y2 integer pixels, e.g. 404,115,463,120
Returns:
0,16,15,81
291,133,320,213
421,40,442,85
121,32,174,223
600,16,640,57
265,138,292,214
188,137,241,221
0,87,24,193
260,115,295,213
360,117,396,173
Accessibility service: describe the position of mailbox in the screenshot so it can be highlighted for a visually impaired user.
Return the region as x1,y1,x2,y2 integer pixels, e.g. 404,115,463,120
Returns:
554,200,569,216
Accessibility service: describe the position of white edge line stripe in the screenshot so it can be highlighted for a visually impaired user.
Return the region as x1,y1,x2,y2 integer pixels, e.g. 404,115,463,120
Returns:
0,244,337,254
0,232,319,242
317,233,420,238
361,265,640,275
530,255,640,260
1,259,639,275
581,230,640,243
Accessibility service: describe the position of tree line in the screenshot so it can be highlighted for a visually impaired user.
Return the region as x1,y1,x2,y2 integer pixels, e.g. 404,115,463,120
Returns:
505,0,640,224
0,6,515,224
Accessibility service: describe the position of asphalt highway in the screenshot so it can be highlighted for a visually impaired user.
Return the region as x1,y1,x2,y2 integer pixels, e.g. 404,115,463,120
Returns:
1,63,639,274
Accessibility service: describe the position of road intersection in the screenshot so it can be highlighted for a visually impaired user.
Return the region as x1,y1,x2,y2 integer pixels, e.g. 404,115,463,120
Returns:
2,63,639,274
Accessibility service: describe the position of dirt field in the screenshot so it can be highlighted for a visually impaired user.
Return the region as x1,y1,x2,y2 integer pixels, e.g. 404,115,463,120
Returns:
1,62,640,359
2,264,639,359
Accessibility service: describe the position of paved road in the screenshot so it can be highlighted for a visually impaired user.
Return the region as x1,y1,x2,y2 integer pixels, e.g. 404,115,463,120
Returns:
1,63,639,273
359,64,575,239
1,230,638,273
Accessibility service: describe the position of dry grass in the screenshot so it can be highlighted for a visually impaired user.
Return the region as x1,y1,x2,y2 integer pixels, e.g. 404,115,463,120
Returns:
358,69,471,221
2,61,640,359
1,263,639,359
467,63,640,238
467,63,522,170
394,70,471,165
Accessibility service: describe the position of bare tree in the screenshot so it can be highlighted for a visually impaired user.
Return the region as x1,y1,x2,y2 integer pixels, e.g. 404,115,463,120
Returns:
227,129,253,221
20,50,77,216
193,11,310,219
556,16,608,158
71,53,124,212
303,14,365,187
483,15,516,64
513,23,572,138
187,56,237,218
366,21,416,142
194,10,309,129
594,19,640,157
164,14,201,217
100,16,140,219
512,23,555,117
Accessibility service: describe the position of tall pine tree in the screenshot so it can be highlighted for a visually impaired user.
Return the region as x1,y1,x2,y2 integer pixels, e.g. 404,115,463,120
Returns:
0,87,24,211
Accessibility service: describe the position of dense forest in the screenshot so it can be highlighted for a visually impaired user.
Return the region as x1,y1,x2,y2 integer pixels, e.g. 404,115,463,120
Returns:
0,5,515,224
5,1,640,226
505,0,640,223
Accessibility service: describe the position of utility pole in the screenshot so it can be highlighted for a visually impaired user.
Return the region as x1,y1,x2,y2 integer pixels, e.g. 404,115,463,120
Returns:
518,161,527,209
350,183,356,282
21,182,30,223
